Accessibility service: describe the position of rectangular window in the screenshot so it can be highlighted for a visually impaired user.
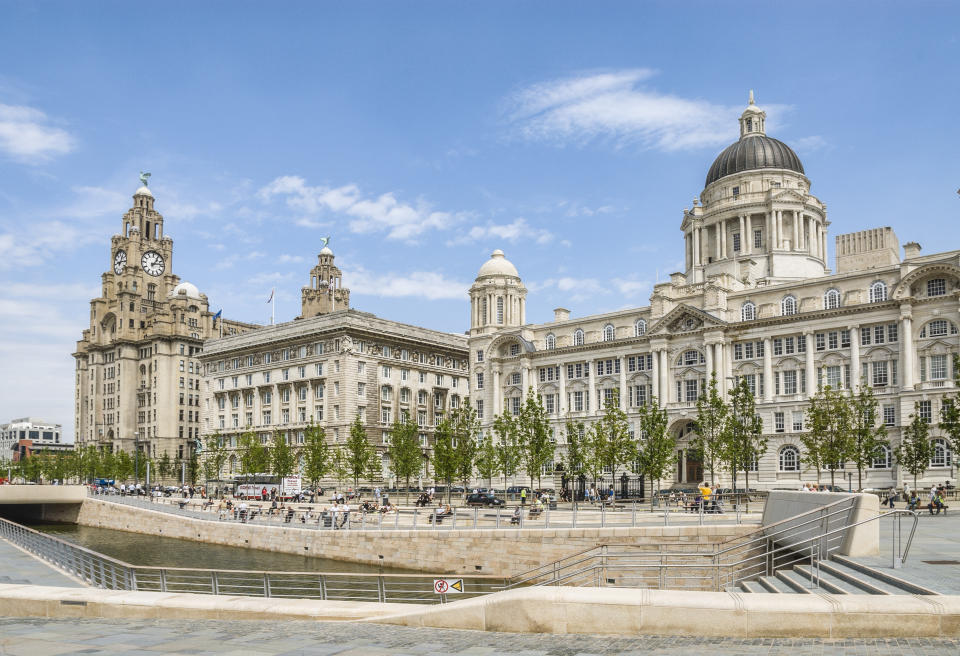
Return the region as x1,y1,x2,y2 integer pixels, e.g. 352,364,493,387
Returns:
773,338,783,356
358,382,366,397
476,350,484,362
510,373,521,385
873,325,885,344
883,405,896,427
476,399,483,418
476,373,484,389
685,379,698,402
792,411,804,431
797,335,806,353
744,342,754,359
382,365,391,378
783,370,797,395
931,354,948,380
733,232,741,252
861,327,871,346
873,361,889,387
572,391,584,412
784,336,795,354
887,324,898,342
918,400,932,423
841,330,850,348
828,331,838,349
816,333,825,351
774,412,785,433
825,366,841,388
754,229,762,249
510,397,521,416
734,343,743,360
927,278,946,296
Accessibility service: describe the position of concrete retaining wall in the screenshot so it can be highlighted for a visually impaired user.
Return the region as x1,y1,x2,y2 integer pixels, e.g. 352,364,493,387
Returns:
760,491,879,557
77,498,754,576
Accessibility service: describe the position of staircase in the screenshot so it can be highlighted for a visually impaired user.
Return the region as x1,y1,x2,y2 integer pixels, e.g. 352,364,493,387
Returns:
734,554,939,595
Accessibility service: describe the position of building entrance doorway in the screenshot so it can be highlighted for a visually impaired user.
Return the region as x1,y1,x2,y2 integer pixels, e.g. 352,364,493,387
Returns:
673,421,704,484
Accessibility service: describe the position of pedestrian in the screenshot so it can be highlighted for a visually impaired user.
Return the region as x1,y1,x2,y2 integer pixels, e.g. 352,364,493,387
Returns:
520,488,527,506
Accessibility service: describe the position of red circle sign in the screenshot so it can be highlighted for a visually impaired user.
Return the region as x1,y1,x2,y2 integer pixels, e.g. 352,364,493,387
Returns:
434,579,449,594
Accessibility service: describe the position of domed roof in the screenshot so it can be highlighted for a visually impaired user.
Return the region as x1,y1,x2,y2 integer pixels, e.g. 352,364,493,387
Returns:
477,249,519,278
319,246,333,255
134,185,154,198
169,281,201,299
705,134,804,187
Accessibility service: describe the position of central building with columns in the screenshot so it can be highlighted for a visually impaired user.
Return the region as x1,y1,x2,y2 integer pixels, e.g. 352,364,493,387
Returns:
468,95,956,491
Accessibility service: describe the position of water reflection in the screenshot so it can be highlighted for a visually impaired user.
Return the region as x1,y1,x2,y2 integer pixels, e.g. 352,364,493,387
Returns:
32,523,412,574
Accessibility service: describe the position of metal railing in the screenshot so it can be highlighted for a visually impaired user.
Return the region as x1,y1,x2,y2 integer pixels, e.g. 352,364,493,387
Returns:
87,489,763,530
504,496,920,592
0,517,505,604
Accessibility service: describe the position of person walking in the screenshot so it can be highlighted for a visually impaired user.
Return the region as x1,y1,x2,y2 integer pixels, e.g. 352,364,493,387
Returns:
520,488,527,506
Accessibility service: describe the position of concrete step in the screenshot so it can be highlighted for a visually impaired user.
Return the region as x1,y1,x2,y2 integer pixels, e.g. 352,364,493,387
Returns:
817,560,893,595
792,564,857,594
828,556,938,595
775,569,813,593
738,580,768,593
756,575,792,593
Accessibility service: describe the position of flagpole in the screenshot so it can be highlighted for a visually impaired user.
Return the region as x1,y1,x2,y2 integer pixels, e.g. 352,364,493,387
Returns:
271,288,275,325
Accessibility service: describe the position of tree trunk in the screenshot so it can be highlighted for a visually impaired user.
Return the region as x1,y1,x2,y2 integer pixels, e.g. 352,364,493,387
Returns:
857,467,863,492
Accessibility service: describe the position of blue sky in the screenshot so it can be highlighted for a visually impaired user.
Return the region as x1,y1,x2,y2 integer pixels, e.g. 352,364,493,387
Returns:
1,1,959,439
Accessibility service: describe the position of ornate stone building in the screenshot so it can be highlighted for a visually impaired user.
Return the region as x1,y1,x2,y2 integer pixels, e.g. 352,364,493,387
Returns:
199,246,468,483
469,96,957,491
73,182,257,462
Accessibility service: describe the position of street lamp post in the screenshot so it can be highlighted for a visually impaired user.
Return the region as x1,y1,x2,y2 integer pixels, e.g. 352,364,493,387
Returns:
133,431,140,486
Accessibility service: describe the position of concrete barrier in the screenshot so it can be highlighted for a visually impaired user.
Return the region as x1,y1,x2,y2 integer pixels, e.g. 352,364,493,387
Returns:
0,583,956,637
760,491,879,556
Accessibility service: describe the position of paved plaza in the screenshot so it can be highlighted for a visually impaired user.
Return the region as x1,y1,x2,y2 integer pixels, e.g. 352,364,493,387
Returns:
0,617,958,656
0,538,81,589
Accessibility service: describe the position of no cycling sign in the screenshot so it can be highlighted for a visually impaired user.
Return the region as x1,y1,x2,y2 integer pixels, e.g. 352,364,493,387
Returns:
433,578,463,594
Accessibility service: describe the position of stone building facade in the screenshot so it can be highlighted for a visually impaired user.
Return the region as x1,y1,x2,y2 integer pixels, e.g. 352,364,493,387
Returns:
199,247,469,484
73,183,258,462
469,96,957,491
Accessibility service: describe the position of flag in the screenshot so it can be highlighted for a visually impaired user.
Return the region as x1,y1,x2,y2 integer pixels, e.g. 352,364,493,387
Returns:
267,288,274,303
212,309,222,326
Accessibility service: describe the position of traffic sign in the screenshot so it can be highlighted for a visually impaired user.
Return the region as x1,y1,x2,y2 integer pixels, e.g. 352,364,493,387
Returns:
433,578,463,594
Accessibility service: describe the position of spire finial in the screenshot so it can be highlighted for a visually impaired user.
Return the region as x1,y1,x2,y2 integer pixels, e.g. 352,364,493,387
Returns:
748,89,755,105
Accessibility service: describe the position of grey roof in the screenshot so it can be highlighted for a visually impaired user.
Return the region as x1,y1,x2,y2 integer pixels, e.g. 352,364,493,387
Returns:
705,134,804,187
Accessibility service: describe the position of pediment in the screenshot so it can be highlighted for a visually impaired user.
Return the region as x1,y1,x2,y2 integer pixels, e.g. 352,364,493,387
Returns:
648,304,726,336
771,189,806,203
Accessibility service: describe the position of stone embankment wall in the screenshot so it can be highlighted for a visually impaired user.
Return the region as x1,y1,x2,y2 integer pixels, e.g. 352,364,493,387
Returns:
76,499,754,576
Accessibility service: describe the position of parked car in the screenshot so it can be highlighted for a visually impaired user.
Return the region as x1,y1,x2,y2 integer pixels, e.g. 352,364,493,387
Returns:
466,492,504,507
506,486,531,495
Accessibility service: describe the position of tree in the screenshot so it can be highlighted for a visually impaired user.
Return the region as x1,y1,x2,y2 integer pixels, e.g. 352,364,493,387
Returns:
801,385,852,487
113,449,134,483
157,451,173,484
187,451,200,486
726,379,767,491
517,389,554,490
270,430,296,479
301,421,331,490
451,404,480,494
564,420,587,505
635,396,674,501
202,432,229,484
474,432,499,491
692,372,728,486
492,411,520,491
331,446,349,491
898,406,933,489
386,413,422,504
849,384,888,490
432,416,457,503
239,430,270,475
594,393,634,501
345,416,374,488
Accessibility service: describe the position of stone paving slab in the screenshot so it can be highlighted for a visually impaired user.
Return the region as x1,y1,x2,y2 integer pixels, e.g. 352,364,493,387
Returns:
0,538,84,588
0,618,958,655
849,511,960,594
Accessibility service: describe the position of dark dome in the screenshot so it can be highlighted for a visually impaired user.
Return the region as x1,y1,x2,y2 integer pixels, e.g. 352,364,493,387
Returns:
705,134,804,187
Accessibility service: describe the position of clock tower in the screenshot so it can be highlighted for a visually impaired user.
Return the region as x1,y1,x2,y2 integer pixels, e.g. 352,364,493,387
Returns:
74,179,257,471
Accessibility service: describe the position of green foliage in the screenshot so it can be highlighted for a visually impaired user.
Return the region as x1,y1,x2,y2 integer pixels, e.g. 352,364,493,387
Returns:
898,406,933,488
113,449,134,482
938,354,960,455
492,411,521,489
724,379,767,489
301,421,331,488
563,420,587,478
474,432,499,489
801,385,852,486
592,393,634,500
239,430,270,475
331,446,349,489
517,389,554,489
635,396,674,496
692,372,728,485
432,416,457,500
451,404,480,490
386,413,422,502
157,451,173,483
345,417,374,487
849,384,888,490
270,430,296,479
202,432,229,482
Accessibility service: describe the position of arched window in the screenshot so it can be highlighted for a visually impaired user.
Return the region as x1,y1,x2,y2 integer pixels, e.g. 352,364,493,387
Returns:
545,334,556,350
779,445,800,472
741,302,756,321
603,324,615,342
635,319,647,337
824,288,841,310
871,445,892,469
869,281,887,303
920,319,957,338
496,297,504,324
781,295,797,316
677,350,702,366
573,329,584,346
931,438,953,467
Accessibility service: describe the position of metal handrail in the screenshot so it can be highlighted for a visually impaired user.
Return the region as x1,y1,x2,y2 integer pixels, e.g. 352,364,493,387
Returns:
0,517,505,604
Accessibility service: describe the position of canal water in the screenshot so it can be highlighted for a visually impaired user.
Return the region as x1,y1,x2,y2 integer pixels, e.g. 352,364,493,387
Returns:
31,523,413,574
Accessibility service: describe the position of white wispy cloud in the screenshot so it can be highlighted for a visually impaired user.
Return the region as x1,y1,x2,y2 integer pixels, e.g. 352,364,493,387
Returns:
504,69,787,151
344,266,467,301
527,275,651,302
258,175,469,241
446,217,553,246
791,135,828,152
0,102,76,162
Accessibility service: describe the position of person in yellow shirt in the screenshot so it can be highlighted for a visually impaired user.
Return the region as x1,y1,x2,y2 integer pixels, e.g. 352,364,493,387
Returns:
698,482,713,512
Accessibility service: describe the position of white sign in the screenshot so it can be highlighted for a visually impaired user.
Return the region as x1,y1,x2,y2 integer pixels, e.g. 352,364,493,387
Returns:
282,476,302,495
433,578,463,594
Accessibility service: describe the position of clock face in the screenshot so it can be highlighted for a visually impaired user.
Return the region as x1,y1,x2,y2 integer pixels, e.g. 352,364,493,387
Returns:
141,250,165,276
113,250,127,275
